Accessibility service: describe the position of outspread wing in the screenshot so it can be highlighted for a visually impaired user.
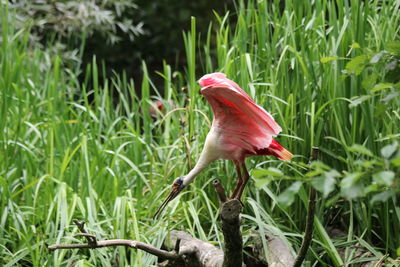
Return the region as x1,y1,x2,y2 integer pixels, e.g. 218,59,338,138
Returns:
201,85,282,153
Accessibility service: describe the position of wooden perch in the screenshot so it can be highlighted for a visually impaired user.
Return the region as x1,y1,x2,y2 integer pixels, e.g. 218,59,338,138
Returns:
162,180,244,267
213,179,228,203
163,230,224,267
213,179,244,267
48,220,180,260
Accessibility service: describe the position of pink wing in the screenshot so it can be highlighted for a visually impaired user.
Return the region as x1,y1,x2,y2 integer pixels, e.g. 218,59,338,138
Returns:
199,73,282,154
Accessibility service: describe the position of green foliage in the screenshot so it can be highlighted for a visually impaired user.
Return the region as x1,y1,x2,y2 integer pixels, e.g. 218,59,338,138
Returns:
311,169,340,198
7,0,143,44
277,181,302,208
324,40,400,108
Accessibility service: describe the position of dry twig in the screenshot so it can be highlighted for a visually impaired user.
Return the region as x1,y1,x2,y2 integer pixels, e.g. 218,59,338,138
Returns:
48,220,180,260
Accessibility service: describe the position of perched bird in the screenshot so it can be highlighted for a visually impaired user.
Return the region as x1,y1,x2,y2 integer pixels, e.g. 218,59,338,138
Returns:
154,72,292,218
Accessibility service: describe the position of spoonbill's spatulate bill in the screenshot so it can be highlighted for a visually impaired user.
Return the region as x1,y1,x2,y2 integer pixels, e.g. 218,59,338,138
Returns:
154,72,292,218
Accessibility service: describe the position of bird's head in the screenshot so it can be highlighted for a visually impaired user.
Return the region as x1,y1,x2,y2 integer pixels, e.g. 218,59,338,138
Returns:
153,176,185,219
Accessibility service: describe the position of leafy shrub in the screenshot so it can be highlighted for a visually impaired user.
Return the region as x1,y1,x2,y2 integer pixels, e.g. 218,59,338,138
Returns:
6,0,143,44
337,41,400,107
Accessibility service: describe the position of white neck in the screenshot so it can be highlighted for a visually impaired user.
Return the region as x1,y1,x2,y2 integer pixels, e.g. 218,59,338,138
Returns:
182,154,211,186
182,144,218,186
182,128,220,187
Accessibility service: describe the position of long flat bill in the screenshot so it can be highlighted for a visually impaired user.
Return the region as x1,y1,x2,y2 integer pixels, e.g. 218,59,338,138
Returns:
153,190,178,219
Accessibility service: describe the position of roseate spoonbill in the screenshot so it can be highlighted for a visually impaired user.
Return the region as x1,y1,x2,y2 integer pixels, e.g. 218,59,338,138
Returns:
154,72,292,218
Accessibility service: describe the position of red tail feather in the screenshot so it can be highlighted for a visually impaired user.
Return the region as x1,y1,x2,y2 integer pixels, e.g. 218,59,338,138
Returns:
255,139,293,160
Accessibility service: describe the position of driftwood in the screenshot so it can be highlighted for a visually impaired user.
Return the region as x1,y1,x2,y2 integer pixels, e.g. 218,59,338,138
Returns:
246,231,295,267
48,220,180,260
162,230,224,267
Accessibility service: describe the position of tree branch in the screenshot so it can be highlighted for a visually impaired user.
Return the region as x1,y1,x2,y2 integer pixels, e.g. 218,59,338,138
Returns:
48,220,180,260
213,179,228,203
48,239,180,259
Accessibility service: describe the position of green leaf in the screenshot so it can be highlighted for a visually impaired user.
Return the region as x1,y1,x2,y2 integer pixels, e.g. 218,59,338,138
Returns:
277,181,302,208
386,41,400,55
305,169,324,177
345,55,368,75
370,190,394,204
361,73,378,90
354,159,378,168
371,83,393,92
349,95,372,108
351,42,361,49
254,178,271,189
341,181,365,199
348,144,374,157
320,56,338,63
392,157,400,167
309,161,331,171
340,172,362,187
381,142,398,159
365,183,380,194
265,167,284,177
251,167,283,179
373,171,395,186
397,247,400,257
340,172,365,200
311,170,339,198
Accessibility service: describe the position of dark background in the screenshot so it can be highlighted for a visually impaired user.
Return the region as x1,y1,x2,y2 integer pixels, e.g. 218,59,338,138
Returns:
82,1,235,84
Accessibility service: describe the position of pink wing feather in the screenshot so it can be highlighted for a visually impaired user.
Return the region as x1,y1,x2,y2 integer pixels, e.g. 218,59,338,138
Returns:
199,73,282,154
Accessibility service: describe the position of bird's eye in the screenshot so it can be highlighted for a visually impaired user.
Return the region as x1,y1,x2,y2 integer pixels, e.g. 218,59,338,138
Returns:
174,177,183,185
171,177,184,191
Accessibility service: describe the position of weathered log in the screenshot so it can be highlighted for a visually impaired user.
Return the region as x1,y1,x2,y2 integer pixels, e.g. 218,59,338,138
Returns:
220,199,243,267
163,230,224,267
246,230,294,267
162,199,244,267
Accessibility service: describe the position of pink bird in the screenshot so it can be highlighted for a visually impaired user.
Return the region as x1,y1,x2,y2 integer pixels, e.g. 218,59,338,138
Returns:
154,72,292,217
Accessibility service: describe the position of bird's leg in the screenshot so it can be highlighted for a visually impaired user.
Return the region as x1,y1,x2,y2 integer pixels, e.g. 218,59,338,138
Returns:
229,161,243,199
235,163,250,200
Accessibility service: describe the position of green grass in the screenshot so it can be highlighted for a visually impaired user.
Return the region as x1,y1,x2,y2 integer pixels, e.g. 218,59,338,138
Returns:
1,0,400,266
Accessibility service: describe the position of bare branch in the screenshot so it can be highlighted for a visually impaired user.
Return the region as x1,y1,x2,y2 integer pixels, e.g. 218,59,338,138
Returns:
213,179,227,203
48,239,180,259
48,220,181,260
73,219,97,247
